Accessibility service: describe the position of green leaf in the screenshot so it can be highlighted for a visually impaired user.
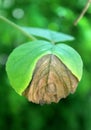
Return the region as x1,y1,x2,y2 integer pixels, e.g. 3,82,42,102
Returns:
6,40,53,95
53,44,83,81
6,40,83,95
21,27,74,43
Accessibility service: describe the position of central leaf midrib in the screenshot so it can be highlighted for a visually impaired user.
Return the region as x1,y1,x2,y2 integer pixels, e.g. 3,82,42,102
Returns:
46,54,53,86
45,54,70,96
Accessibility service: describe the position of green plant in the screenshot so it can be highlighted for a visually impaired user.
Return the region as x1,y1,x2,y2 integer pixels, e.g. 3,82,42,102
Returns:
0,16,83,104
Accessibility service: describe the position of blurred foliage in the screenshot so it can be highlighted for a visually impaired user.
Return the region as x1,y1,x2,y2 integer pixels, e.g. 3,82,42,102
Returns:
0,0,91,130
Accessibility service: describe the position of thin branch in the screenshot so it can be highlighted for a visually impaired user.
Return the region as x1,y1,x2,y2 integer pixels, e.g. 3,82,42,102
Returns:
0,15,37,40
74,0,91,25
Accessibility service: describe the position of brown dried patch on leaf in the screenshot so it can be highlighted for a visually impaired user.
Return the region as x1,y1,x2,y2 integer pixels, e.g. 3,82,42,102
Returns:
23,54,78,104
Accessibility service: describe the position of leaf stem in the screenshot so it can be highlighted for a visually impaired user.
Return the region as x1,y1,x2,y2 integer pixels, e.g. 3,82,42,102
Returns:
74,0,91,25
0,15,37,40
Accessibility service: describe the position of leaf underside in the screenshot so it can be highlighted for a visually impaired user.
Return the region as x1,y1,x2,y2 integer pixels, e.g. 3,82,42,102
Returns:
21,27,74,43
23,54,78,104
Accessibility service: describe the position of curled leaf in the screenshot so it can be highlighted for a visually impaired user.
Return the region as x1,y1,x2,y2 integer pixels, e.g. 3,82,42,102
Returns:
23,54,78,104
6,40,83,104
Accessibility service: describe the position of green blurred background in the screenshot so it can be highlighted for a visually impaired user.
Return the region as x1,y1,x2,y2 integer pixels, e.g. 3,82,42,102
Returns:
0,0,91,130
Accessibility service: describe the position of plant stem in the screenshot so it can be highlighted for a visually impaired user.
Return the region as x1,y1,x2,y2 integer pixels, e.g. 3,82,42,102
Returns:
0,15,37,40
74,0,91,25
